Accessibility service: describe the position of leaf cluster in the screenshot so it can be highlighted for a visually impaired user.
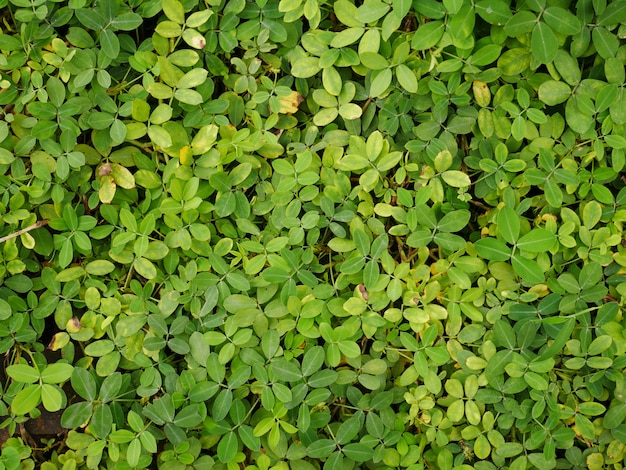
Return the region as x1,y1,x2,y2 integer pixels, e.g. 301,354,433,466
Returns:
0,0,625,469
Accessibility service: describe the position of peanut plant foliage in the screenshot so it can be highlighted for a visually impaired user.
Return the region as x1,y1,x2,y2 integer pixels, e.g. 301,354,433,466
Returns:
0,0,625,468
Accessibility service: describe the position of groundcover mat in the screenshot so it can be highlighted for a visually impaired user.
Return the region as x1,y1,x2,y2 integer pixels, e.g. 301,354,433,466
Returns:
1,0,626,469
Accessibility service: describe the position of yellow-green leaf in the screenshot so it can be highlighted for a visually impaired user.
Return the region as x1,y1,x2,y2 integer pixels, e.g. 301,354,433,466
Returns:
441,170,471,188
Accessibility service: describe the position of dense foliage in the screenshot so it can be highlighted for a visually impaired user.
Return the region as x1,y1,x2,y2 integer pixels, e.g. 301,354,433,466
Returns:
0,0,626,468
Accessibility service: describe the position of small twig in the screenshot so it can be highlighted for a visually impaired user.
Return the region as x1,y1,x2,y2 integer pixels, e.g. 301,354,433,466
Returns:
0,219,49,244
361,97,372,114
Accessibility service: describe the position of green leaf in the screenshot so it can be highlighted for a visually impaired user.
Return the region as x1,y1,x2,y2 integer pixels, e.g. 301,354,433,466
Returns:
100,372,123,403
186,9,214,28
474,434,491,459
314,108,339,126
524,371,548,390
112,12,143,30
41,384,64,411
434,233,467,251
406,230,432,248
606,135,626,149
109,119,127,144
447,398,465,422
597,84,618,113
531,22,558,64
174,405,204,428
307,439,336,458
582,201,602,229
328,238,356,252
475,0,512,25
127,438,141,467
441,170,471,187
162,0,185,24
497,205,520,244
542,7,581,35
173,89,202,105
339,103,362,120
270,359,302,382
587,335,612,356
217,431,238,463
148,83,174,99
471,44,502,66
411,20,444,50
89,112,115,130
263,267,291,283
291,57,321,78
474,238,512,261
47,77,65,108
86,260,115,276
494,320,516,349
238,424,260,451
41,363,73,384
100,29,120,60
155,20,182,37
448,4,475,40
7,364,39,383
71,368,97,401
592,27,619,59
369,68,392,97
353,229,370,256
343,443,375,462
579,262,603,290
362,260,378,289
109,164,135,191
565,96,594,133
579,402,607,416
395,64,417,93
611,89,626,125
338,340,361,358
598,1,626,27
516,228,556,252
148,125,173,148
438,210,471,233
511,255,545,283
538,80,571,105
545,180,564,210
498,47,532,75
11,384,41,415
332,27,365,48
322,67,342,96
212,390,232,422
356,0,390,23
302,346,325,376
178,68,208,89
335,417,362,444
0,33,23,50
504,10,536,36
604,403,626,429
392,0,412,18
61,402,93,428
537,318,575,361
158,56,184,87
134,257,157,279
554,50,581,86
75,9,106,30
575,414,595,440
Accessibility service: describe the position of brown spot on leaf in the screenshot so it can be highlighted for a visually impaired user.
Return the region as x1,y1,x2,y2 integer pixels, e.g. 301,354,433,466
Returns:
357,284,368,301
66,317,82,333
472,80,491,107
48,332,70,351
278,91,304,114
98,163,112,176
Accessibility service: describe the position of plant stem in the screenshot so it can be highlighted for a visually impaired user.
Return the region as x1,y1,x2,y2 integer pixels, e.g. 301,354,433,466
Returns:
0,219,49,244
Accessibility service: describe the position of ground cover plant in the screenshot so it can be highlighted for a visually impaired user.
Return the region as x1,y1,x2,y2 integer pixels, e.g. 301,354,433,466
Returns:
0,0,625,468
